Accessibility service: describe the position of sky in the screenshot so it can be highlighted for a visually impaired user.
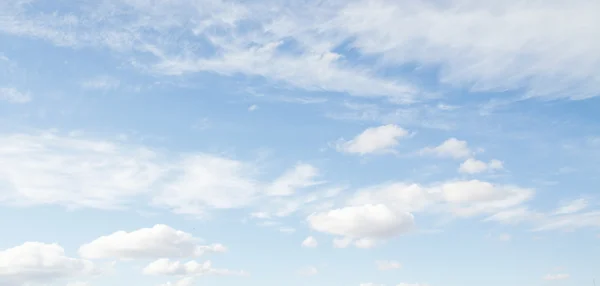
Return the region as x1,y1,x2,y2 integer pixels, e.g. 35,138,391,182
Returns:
0,0,599,285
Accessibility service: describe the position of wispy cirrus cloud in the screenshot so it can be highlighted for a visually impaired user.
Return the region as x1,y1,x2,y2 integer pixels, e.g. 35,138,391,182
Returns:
3,0,598,102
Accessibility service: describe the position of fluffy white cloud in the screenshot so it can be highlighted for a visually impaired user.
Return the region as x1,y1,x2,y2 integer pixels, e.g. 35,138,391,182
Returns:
143,259,246,276
376,260,402,270
0,242,94,285
440,180,534,217
336,125,409,155
307,204,415,240
458,158,503,174
301,236,318,248
248,104,259,111
266,164,321,196
79,224,226,260
421,138,472,159
349,180,534,218
348,183,433,213
0,87,30,103
543,273,570,281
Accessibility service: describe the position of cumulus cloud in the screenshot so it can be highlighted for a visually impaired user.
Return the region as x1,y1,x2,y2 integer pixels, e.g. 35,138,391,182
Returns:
307,204,415,241
349,180,534,218
458,158,503,174
0,242,94,286
301,236,318,248
143,259,246,276
0,87,30,103
79,224,226,260
421,138,472,159
336,125,409,155
309,179,535,247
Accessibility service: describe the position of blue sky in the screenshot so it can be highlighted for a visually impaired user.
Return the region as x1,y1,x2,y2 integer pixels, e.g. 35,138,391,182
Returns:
0,0,599,285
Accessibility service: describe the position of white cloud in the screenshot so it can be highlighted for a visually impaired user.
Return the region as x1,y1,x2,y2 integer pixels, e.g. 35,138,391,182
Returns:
301,236,318,248
159,277,195,286
307,204,415,241
348,183,434,213
3,0,600,100
484,208,540,225
0,131,163,209
533,211,600,232
0,242,94,286
79,224,226,260
266,163,322,196
336,0,600,100
543,273,570,281
297,266,318,277
376,260,402,270
153,154,260,216
0,131,327,216
441,180,534,217
248,104,259,111
421,138,472,159
143,259,246,276
458,158,503,174
81,76,120,90
554,198,588,215
336,124,409,155
0,87,31,103
348,180,534,218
